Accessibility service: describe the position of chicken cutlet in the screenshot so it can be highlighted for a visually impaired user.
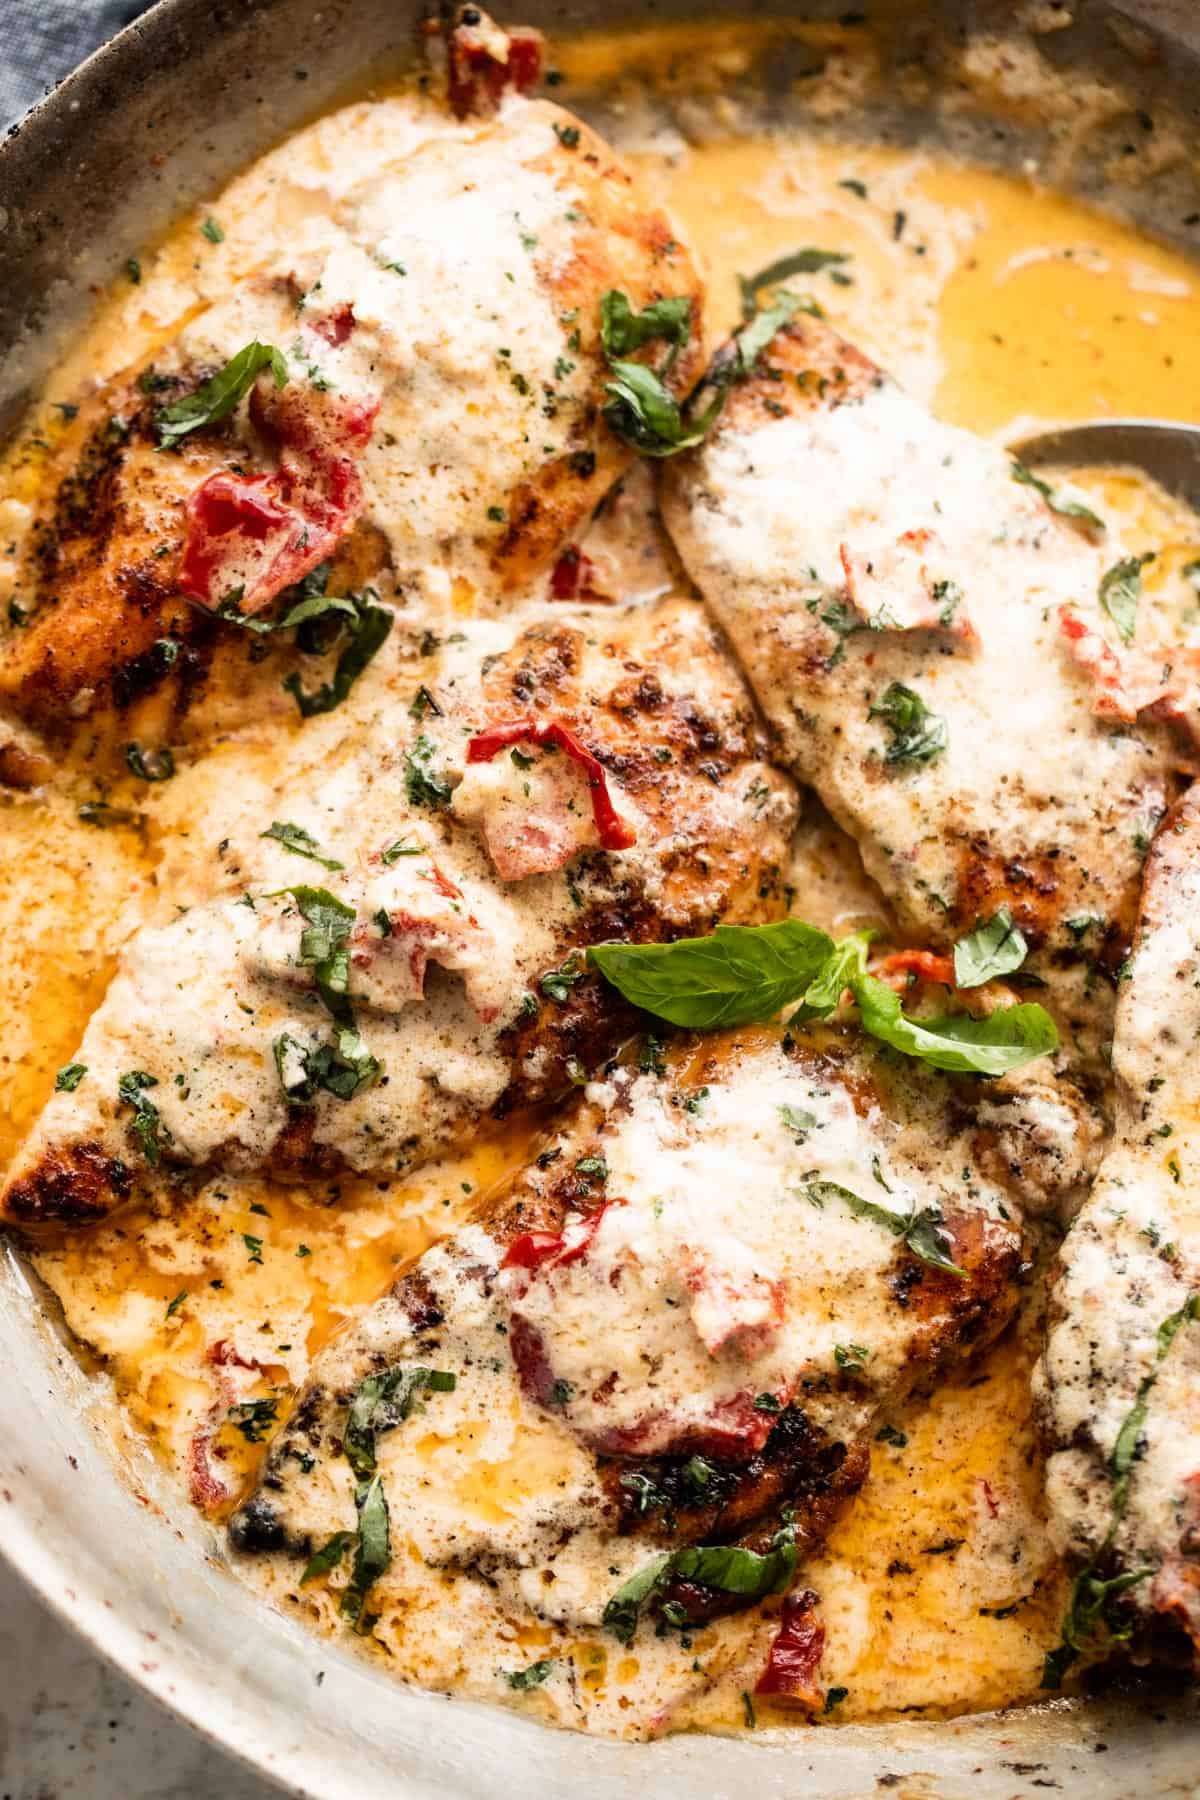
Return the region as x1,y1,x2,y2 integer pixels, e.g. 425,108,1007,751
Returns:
0,595,793,1230
229,1024,1026,1734
660,312,1194,1066
1037,785,1200,1684
0,29,703,743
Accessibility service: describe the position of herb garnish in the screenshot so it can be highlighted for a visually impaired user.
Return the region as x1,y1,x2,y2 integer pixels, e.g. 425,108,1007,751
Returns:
737,247,849,318
117,1070,164,1167
55,1063,87,1092
868,682,948,766
324,1364,457,1627
125,743,175,783
603,1530,797,1645
403,733,454,810
380,839,422,865
589,921,1057,1076
282,589,393,718
226,1398,279,1443
1099,553,1155,646
273,1027,380,1104
271,885,356,1021
261,820,344,871
157,341,288,450
952,907,1027,989
801,1179,965,1277
505,1659,556,1689
1042,1293,1200,1686
1010,459,1105,534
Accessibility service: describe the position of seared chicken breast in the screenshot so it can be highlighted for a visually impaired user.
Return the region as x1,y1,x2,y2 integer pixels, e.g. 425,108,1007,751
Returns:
660,314,1192,1058
0,80,703,738
230,1025,1026,1734
1037,786,1200,1682
0,597,793,1229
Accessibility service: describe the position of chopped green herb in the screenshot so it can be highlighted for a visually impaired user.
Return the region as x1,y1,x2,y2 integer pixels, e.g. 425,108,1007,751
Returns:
1010,458,1105,534
953,907,1028,988
157,340,287,450
1099,553,1155,646
165,1290,188,1319
801,1179,965,1277
242,1233,264,1264
823,1686,849,1713
300,1531,357,1585
868,682,948,766
200,216,226,244
738,248,849,319
226,1398,279,1443
604,1531,797,1645
55,1063,87,1093
283,590,393,718
505,1658,556,1689
541,953,584,1005
403,734,454,810
261,820,344,871
117,1069,164,1167
380,839,422,864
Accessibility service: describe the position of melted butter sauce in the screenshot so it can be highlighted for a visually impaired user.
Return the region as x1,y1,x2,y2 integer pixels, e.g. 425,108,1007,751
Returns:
3,18,1200,1738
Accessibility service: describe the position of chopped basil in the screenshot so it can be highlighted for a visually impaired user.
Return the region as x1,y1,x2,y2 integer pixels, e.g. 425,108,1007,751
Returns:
226,1398,279,1443
274,1026,381,1104
157,340,288,450
270,885,356,1023
200,215,225,244
599,291,692,363
1099,553,1155,646
403,734,454,809
333,1365,457,1628
541,953,584,1005
802,1179,965,1277
601,359,713,459
778,1103,818,1141
380,839,422,864
604,1532,797,1645
125,742,175,783
301,1531,357,1585
261,820,344,871
283,590,392,718
952,907,1027,989
1010,459,1105,534
834,1343,870,1368
117,1070,164,1167
243,1233,264,1264
505,1659,556,1689
869,682,948,766
876,1423,907,1448
575,1155,608,1182
738,248,849,318
54,1063,87,1093
165,1289,188,1319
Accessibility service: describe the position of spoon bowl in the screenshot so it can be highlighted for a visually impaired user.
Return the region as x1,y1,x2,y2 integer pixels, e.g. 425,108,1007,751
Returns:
1011,418,1200,512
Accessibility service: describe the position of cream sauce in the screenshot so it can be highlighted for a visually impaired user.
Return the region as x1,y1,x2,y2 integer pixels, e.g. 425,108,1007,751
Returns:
4,14,1200,1743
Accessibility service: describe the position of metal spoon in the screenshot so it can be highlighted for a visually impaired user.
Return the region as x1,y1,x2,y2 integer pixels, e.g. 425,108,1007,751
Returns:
1010,418,1200,512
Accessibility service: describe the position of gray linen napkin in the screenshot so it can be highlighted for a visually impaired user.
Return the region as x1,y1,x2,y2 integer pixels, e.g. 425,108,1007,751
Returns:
0,0,157,127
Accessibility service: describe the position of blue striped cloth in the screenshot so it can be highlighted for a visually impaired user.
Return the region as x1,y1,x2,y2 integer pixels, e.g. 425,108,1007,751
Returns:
1,0,157,126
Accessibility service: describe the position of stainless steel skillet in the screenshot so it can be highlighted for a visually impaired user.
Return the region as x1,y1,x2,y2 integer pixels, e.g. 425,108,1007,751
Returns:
2,2,1200,1794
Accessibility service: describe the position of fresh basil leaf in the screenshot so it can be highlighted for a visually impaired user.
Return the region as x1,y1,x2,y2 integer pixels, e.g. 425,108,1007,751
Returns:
55,1062,87,1092
589,919,836,1029
738,248,849,319
117,1069,164,1167
261,820,344,871
1099,553,1154,646
599,291,692,361
778,1103,818,1142
505,1659,557,1690
284,592,392,718
734,291,805,370
869,682,948,766
800,929,871,1014
953,908,1027,989
854,972,1057,1075
300,1530,357,1585
157,340,288,449
344,1365,457,1483
602,1554,671,1646
125,742,175,783
1010,459,1105,535
602,359,698,458
403,733,454,809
